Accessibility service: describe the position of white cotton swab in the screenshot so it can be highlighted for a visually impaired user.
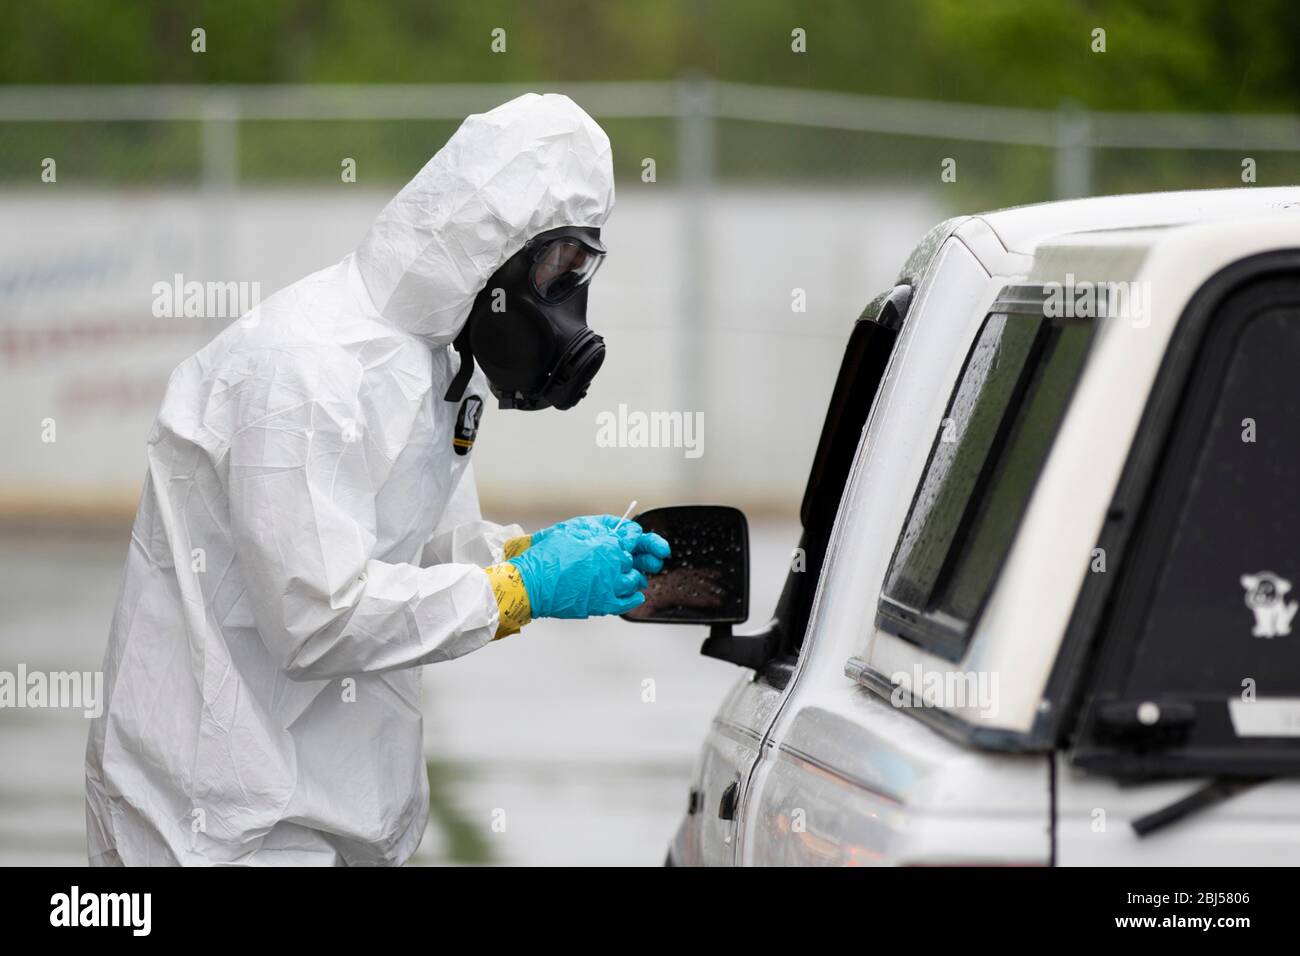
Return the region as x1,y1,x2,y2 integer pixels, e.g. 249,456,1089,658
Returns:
611,500,638,533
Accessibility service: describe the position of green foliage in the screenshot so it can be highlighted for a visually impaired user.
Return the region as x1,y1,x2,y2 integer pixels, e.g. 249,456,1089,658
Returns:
425,758,494,865
3,0,1297,111
3,0,1297,200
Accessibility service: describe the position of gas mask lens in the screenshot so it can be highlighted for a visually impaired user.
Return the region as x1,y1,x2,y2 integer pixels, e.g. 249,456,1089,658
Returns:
447,225,608,412
530,237,605,303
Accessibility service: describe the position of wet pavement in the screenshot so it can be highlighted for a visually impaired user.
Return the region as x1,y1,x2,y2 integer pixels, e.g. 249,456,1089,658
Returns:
0,516,799,865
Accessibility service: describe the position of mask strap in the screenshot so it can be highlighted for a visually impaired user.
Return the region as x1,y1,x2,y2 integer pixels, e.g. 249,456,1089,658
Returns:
444,325,475,402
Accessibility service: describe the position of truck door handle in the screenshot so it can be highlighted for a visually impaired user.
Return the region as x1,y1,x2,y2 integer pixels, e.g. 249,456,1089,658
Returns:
1095,699,1195,744
718,779,740,821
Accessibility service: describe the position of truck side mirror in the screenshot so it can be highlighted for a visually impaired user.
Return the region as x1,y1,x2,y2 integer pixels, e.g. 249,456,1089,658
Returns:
621,505,749,626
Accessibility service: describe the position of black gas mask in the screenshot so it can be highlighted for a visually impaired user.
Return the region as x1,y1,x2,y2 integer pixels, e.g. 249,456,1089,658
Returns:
445,225,606,411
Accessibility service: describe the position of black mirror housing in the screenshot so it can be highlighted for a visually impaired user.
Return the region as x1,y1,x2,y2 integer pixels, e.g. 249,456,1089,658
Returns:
621,505,749,626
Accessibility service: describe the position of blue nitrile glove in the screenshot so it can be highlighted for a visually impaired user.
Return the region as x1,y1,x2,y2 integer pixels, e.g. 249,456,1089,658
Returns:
532,515,673,574
630,531,672,574
533,514,640,545
509,527,648,619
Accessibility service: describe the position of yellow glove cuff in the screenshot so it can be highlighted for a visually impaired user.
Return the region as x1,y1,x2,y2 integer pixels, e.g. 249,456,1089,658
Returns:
502,534,532,560
484,562,532,640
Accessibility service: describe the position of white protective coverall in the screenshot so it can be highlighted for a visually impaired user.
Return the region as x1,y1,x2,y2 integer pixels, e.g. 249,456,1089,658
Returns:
85,93,615,865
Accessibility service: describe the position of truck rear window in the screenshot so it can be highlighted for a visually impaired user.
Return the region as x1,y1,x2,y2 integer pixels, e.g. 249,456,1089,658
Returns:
877,298,1094,660
1074,276,1300,777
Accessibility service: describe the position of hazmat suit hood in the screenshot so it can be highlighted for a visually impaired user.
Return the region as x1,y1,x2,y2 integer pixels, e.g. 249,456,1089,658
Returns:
354,92,615,342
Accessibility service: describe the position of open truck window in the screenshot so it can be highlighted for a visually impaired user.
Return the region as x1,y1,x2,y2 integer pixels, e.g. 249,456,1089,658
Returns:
877,294,1094,661
701,284,911,676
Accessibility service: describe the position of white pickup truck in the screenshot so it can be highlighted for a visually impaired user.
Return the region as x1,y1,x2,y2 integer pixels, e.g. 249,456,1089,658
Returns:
627,188,1300,866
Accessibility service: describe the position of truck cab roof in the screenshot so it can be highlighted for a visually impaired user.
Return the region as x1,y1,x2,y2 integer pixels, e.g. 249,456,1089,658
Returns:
979,186,1300,255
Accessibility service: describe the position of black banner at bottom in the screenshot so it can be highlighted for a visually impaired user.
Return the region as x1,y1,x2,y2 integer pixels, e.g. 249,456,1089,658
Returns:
3,865,1286,941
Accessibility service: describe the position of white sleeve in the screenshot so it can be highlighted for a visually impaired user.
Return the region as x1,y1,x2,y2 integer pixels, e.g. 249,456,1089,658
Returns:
420,461,526,568
226,360,501,681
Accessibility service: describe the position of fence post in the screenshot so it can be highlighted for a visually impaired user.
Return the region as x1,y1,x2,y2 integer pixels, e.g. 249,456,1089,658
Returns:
1055,100,1092,199
199,91,240,339
675,75,714,491
201,91,240,190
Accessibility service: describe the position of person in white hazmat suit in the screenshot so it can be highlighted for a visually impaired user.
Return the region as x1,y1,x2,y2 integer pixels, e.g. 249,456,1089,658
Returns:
85,93,671,866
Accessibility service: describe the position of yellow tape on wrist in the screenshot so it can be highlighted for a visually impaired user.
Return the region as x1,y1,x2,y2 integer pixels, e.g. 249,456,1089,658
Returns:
502,534,532,560
484,562,532,639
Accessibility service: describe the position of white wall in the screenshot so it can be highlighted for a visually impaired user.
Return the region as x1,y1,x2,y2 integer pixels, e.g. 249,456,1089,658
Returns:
0,186,943,516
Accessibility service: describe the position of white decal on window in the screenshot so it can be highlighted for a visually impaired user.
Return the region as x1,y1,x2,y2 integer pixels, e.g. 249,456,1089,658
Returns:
1240,571,1297,638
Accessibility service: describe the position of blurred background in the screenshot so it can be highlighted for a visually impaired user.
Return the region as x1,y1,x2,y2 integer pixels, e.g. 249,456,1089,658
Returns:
2,0,1299,864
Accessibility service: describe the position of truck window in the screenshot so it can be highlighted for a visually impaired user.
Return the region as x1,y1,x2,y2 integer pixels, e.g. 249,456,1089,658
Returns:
1123,309,1299,699
1075,278,1300,775
877,297,1094,660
